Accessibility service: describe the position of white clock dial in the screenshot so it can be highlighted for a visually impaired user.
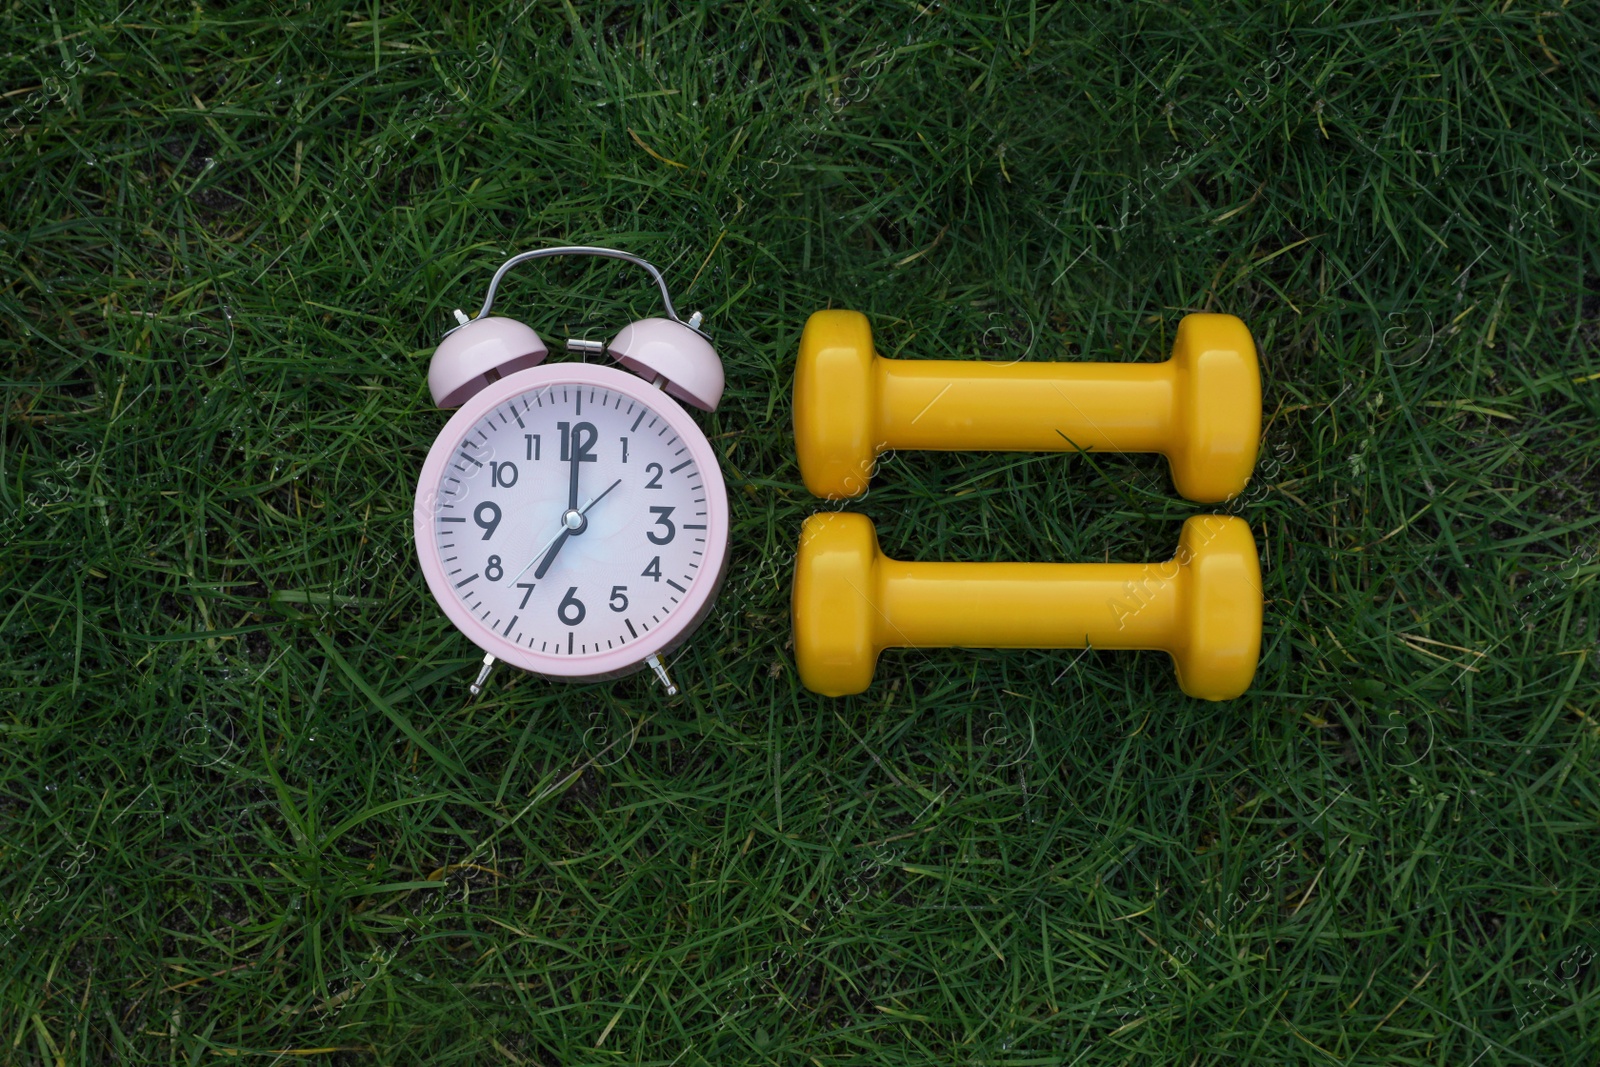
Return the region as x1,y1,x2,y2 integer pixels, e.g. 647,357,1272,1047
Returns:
428,381,712,660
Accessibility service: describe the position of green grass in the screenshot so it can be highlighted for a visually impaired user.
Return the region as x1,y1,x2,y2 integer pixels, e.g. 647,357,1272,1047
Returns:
3,0,1599,1062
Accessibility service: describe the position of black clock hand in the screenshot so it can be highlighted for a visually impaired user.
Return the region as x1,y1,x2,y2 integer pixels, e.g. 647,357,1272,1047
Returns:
566,425,582,513
533,527,572,581
510,517,570,584
523,479,623,582
513,505,585,585
535,425,588,582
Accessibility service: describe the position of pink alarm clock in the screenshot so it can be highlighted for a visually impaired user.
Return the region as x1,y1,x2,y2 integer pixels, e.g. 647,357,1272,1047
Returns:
413,247,729,696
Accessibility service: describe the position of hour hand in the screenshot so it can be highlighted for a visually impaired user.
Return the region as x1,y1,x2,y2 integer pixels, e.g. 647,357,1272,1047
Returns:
511,510,582,585
516,478,621,584
533,480,619,580
533,528,572,580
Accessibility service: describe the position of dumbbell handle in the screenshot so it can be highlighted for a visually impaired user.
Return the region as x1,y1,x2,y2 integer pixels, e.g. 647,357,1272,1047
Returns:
879,359,1175,453
876,559,1179,650
795,311,1260,502
793,513,1262,700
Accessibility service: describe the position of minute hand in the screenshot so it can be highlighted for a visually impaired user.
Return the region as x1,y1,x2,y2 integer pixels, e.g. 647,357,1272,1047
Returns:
566,429,582,511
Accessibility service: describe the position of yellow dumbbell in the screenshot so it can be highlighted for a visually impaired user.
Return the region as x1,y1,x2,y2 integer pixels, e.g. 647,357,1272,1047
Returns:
793,310,1261,502
792,513,1262,700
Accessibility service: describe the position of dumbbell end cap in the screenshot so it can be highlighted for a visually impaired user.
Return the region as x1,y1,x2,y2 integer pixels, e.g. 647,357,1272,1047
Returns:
1172,515,1262,700
792,512,881,695
795,310,879,499
1168,314,1262,503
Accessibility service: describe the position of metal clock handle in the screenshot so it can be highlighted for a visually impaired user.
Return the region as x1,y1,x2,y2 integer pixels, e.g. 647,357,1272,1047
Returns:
463,245,711,341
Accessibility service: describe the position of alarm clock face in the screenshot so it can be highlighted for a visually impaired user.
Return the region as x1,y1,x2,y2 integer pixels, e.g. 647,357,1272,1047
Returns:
414,363,729,680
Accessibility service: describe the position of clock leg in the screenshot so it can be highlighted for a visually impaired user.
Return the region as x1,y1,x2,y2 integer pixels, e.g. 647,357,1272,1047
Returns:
468,653,496,696
646,653,678,696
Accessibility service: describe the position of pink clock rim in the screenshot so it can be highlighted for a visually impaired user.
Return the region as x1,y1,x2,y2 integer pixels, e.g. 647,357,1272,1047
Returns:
413,362,730,680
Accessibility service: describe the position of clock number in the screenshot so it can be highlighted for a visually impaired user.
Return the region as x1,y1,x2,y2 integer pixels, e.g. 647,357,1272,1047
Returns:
642,556,662,582
609,585,629,612
516,582,537,609
473,501,501,540
491,461,518,488
643,462,664,489
620,437,628,463
646,506,675,545
558,421,598,463
525,434,540,461
557,586,586,626
485,555,503,582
